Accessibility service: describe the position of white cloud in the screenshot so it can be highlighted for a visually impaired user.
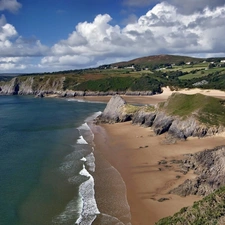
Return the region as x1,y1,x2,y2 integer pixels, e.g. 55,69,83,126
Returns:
122,0,225,14
39,2,225,71
0,15,49,57
1,1,225,72
0,0,21,13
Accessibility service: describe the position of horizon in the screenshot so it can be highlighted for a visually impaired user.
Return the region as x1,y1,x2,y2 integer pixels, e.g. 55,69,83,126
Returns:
1,0,225,73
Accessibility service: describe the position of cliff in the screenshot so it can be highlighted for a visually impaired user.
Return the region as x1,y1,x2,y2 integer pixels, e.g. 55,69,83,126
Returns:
0,76,159,97
96,93,225,139
0,76,65,96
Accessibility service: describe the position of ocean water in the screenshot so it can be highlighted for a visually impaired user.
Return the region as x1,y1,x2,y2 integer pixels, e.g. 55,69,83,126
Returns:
0,95,104,225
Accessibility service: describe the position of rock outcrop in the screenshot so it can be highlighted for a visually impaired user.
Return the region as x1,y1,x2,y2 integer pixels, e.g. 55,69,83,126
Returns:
0,76,65,96
132,110,156,127
170,146,225,197
96,95,129,123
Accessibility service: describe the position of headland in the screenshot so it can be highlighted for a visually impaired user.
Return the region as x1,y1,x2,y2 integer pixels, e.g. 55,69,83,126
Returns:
91,88,225,225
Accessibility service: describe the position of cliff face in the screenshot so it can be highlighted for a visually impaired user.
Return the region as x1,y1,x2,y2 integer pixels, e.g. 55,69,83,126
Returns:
96,94,225,139
0,77,158,97
0,76,65,95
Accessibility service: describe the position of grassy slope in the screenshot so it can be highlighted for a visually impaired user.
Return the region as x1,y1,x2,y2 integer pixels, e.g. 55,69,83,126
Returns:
2,54,225,92
156,186,225,225
112,55,203,67
160,93,225,126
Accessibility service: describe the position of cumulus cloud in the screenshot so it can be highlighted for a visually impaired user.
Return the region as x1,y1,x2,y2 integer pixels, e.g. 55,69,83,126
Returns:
123,0,225,14
0,15,49,57
2,1,225,72
0,14,49,71
39,2,225,70
0,0,22,13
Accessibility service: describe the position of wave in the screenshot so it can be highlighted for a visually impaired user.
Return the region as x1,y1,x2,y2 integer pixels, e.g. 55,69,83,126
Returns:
75,158,100,225
67,99,105,104
55,113,101,225
77,135,88,144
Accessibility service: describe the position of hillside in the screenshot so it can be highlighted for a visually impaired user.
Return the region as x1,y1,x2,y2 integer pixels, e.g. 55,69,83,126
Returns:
159,93,225,126
1,54,225,96
111,54,203,68
156,185,225,225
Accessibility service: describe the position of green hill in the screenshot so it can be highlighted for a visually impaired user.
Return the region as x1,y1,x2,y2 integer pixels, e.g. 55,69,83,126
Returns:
160,93,225,126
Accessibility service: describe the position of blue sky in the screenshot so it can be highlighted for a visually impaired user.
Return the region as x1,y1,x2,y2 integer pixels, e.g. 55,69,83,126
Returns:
0,0,225,73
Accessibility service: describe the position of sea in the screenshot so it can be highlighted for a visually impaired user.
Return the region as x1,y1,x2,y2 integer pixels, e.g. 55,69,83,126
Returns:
0,96,131,225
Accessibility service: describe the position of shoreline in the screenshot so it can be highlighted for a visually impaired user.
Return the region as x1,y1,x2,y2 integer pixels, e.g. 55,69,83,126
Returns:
92,122,225,225
89,88,225,225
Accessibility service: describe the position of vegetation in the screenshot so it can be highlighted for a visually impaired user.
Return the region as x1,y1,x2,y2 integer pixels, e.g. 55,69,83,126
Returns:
123,104,140,114
1,54,225,93
156,186,225,225
73,76,135,92
160,93,225,125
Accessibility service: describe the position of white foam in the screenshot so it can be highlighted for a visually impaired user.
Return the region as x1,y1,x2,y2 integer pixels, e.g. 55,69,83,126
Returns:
75,164,100,225
80,157,87,162
67,99,105,104
77,136,88,144
52,198,82,224
84,111,102,123
85,152,96,172
78,122,90,131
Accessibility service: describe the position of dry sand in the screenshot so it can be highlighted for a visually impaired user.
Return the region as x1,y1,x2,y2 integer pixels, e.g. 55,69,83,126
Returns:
91,88,225,225
93,122,225,225
74,87,225,105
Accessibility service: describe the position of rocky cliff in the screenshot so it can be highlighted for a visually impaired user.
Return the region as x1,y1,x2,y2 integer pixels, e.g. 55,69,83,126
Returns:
170,145,225,197
0,76,65,96
0,76,158,97
96,93,225,139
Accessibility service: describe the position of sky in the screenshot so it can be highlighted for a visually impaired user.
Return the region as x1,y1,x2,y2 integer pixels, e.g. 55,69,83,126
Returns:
1,0,225,73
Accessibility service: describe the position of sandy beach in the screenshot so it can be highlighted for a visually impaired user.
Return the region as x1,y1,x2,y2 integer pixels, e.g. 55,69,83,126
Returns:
91,87,225,225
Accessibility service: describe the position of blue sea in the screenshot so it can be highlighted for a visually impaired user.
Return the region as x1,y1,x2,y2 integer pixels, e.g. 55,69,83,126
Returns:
0,96,131,225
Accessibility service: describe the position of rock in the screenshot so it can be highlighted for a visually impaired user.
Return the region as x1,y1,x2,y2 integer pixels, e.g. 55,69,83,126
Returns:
153,112,174,135
132,111,156,127
96,95,127,123
35,92,45,98
170,146,225,197
168,116,197,140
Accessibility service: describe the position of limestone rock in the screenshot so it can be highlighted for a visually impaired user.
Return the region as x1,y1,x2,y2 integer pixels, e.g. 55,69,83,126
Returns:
168,116,198,140
170,146,225,197
152,112,174,135
132,111,156,127
96,95,127,123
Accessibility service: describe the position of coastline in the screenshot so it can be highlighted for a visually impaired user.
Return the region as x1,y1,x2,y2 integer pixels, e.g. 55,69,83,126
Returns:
92,122,225,225
89,88,225,225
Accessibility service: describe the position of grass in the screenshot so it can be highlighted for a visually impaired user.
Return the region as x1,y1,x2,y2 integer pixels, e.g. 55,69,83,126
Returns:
123,104,140,114
156,186,225,225
160,93,225,125
179,71,208,80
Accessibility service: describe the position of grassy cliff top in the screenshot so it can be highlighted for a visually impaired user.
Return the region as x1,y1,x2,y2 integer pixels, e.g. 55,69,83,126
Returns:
156,186,225,225
159,93,225,126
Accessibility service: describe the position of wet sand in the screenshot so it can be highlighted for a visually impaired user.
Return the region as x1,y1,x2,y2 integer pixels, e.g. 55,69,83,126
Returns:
90,87,225,225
